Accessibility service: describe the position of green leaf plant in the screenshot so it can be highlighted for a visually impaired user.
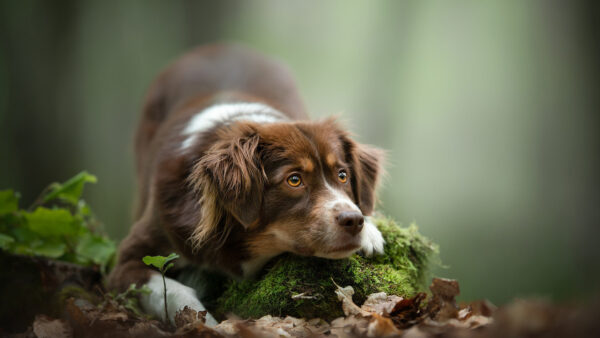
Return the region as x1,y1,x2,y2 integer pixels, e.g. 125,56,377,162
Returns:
41,171,97,205
0,171,115,272
142,253,179,322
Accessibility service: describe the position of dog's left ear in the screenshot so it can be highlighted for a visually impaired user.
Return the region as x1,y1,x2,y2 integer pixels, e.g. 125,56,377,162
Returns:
342,136,385,215
189,126,265,249
201,130,265,228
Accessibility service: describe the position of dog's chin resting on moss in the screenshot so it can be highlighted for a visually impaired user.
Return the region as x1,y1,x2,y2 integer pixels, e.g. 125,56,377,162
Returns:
176,215,438,321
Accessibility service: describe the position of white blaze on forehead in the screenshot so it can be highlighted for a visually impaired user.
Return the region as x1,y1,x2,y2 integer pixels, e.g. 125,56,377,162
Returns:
180,102,286,150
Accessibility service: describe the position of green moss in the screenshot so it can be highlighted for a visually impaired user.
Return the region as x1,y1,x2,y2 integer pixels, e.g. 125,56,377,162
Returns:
208,216,438,321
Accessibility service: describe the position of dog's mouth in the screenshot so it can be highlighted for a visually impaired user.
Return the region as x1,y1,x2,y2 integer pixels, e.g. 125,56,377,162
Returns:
326,242,361,253
311,242,361,259
287,225,364,259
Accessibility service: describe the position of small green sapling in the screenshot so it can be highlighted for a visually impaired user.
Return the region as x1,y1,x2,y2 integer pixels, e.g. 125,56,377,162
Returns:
142,253,179,322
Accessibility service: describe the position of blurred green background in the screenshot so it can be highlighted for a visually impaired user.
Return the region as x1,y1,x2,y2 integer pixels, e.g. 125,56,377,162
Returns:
1,0,598,305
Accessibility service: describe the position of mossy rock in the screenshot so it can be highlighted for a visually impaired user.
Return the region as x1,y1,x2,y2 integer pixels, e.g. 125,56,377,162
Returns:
178,216,438,321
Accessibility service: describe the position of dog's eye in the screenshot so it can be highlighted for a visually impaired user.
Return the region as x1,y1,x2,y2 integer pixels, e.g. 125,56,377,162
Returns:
287,174,302,187
338,170,348,183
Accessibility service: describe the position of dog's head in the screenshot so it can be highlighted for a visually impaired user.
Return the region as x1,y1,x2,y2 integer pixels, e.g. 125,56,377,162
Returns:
189,118,383,261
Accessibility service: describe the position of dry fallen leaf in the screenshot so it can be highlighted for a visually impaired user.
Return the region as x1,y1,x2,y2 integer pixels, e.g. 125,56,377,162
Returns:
429,278,460,301
332,279,370,317
366,313,402,337
172,307,221,337
361,292,404,316
215,315,330,337
389,292,428,328
215,318,246,336
463,299,497,317
428,278,460,321
128,321,171,337
32,315,73,338
330,316,370,338
174,306,207,328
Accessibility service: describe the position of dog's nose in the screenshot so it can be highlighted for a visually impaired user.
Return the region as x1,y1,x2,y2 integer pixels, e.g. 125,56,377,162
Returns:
336,211,364,236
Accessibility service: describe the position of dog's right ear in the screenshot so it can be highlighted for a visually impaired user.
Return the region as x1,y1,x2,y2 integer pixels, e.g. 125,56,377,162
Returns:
188,125,265,249
339,133,385,216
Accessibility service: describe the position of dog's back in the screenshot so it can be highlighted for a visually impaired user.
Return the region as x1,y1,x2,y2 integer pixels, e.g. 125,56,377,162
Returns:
137,44,307,158
134,44,307,217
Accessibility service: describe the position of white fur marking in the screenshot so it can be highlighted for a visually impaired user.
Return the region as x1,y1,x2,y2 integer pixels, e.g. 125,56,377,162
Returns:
360,217,385,256
180,102,285,150
141,274,218,326
323,181,361,212
311,180,372,259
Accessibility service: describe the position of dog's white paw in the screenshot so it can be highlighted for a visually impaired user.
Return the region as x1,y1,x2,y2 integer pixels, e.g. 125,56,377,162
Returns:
360,218,385,256
141,274,219,327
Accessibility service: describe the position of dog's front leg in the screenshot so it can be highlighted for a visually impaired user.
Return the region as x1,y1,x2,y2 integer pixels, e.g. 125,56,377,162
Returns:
108,235,218,325
141,273,218,326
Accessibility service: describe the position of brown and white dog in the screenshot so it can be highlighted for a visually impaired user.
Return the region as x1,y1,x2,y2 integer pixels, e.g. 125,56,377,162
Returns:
108,44,385,325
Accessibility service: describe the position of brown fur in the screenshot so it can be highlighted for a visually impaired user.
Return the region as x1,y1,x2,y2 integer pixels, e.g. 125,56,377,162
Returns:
108,44,383,292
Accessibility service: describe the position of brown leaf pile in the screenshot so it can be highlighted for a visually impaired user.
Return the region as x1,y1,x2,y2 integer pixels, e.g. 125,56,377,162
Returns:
325,277,493,337
9,278,600,337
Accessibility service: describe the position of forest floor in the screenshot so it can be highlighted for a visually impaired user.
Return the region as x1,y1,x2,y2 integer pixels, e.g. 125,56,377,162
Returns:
7,272,600,338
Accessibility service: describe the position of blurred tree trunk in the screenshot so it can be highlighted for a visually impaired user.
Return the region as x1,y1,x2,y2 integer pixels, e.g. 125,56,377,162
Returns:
0,0,81,203
0,0,237,239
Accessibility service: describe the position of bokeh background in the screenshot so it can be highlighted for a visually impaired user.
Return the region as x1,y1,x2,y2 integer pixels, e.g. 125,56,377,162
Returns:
1,0,599,305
